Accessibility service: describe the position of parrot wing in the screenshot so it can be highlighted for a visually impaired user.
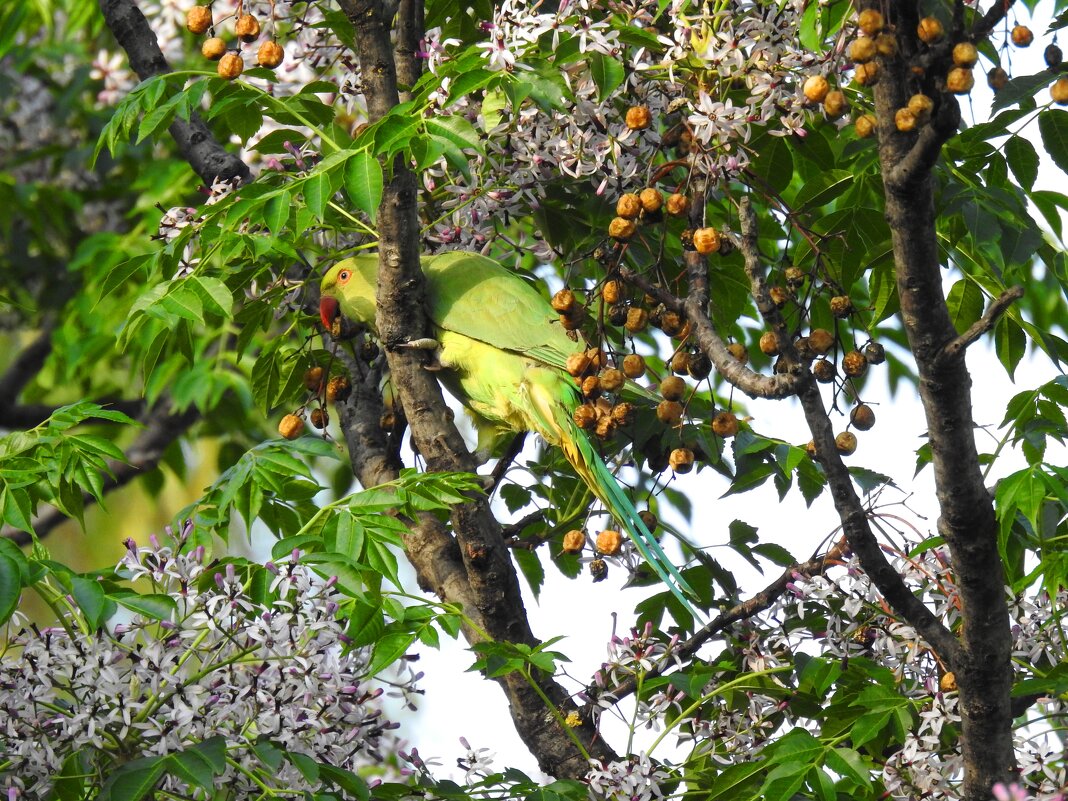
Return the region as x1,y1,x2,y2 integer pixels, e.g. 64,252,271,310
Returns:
423,251,582,370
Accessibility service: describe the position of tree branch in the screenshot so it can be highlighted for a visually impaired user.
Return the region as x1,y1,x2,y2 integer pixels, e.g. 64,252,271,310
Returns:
0,325,54,409
935,286,1024,367
609,538,849,700
99,0,250,186
733,197,961,664
336,0,614,777
865,1,1017,792
2,403,199,546
618,266,802,400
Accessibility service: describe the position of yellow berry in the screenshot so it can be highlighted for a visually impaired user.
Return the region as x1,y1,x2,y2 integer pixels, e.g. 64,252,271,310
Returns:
836,431,858,455
639,187,663,213
562,530,586,554
953,42,979,68
201,36,227,60
186,5,212,34
1011,25,1033,47
895,108,918,132
660,375,687,401
616,193,642,219
596,529,624,555
622,353,646,379
278,413,304,440
656,400,684,426
947,67,975,95
850,36,877,63
693,227,721,255
854,62,880,86
217,52,244,80
669,447,695,474
665,193,690,216
917,17,944,44
609,216,637,240
857,9,884,36
1052,77,1068,105
257,40,284,69
625,105,652,130
803,74,831,103
855,113,877,138
908,93,934,123
235,14,261,42
711,411,739,438
824,90,848,119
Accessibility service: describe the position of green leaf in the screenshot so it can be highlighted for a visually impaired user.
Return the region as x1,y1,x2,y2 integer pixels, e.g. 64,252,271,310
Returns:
1004,135,1039,191
318,764,370,798
589,52,625,101
446,68,499,105
304,171,333,221
849,709,892,748
825,747,871,787
995,315,1027,378
98,756,166,801
369,631,416,675
264,190,291,235
705,760,766,800
750,134,794,195
70,575,107,629
946,279,985,334
112,593,178,621
345,150,384,222
346,596,385,647
166,748,216,790
514,548,545,598
424,114,483,153
0,553,20,626
1039,109,1068,175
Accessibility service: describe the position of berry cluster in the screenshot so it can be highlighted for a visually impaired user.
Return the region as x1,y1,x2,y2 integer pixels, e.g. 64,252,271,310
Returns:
185,2,285,80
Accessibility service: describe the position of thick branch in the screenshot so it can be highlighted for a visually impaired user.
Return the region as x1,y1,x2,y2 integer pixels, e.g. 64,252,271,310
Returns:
99,0,250,186
2,403,199,546
337,0,614,777
885,99,962,191
394,0,424,99
734,199,960,663
866,1,1017,793
935,286,1024,367
0,326,54,408
971,0,1017,40
618,266,802,400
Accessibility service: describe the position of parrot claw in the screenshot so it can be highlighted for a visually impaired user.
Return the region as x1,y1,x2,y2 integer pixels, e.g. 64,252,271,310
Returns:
391,337,440,351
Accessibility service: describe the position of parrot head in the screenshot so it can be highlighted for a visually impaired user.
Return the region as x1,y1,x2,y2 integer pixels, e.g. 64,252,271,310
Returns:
319,258,378,333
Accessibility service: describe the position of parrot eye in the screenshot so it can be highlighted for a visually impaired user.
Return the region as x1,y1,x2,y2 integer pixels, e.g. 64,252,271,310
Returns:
338,269,351,283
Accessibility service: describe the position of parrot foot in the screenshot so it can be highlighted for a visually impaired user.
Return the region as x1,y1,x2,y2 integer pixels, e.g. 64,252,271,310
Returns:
390,337,440,351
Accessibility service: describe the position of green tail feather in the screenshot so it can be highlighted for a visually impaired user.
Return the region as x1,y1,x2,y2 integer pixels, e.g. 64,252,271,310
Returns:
573,429,698,614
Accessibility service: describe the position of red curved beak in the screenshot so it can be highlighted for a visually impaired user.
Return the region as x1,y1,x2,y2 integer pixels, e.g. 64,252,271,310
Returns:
320,295,340,330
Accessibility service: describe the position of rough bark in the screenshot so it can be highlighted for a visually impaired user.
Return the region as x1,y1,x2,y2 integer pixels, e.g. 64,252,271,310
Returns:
866,0,1018,794
99,0,250,186
335,0,614,777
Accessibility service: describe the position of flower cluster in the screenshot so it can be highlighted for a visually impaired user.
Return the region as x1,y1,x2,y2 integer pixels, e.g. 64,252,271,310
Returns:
0,525,408,798
587,752,671,801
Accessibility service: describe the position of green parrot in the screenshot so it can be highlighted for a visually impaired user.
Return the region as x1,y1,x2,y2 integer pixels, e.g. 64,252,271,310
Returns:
319,251,696,610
